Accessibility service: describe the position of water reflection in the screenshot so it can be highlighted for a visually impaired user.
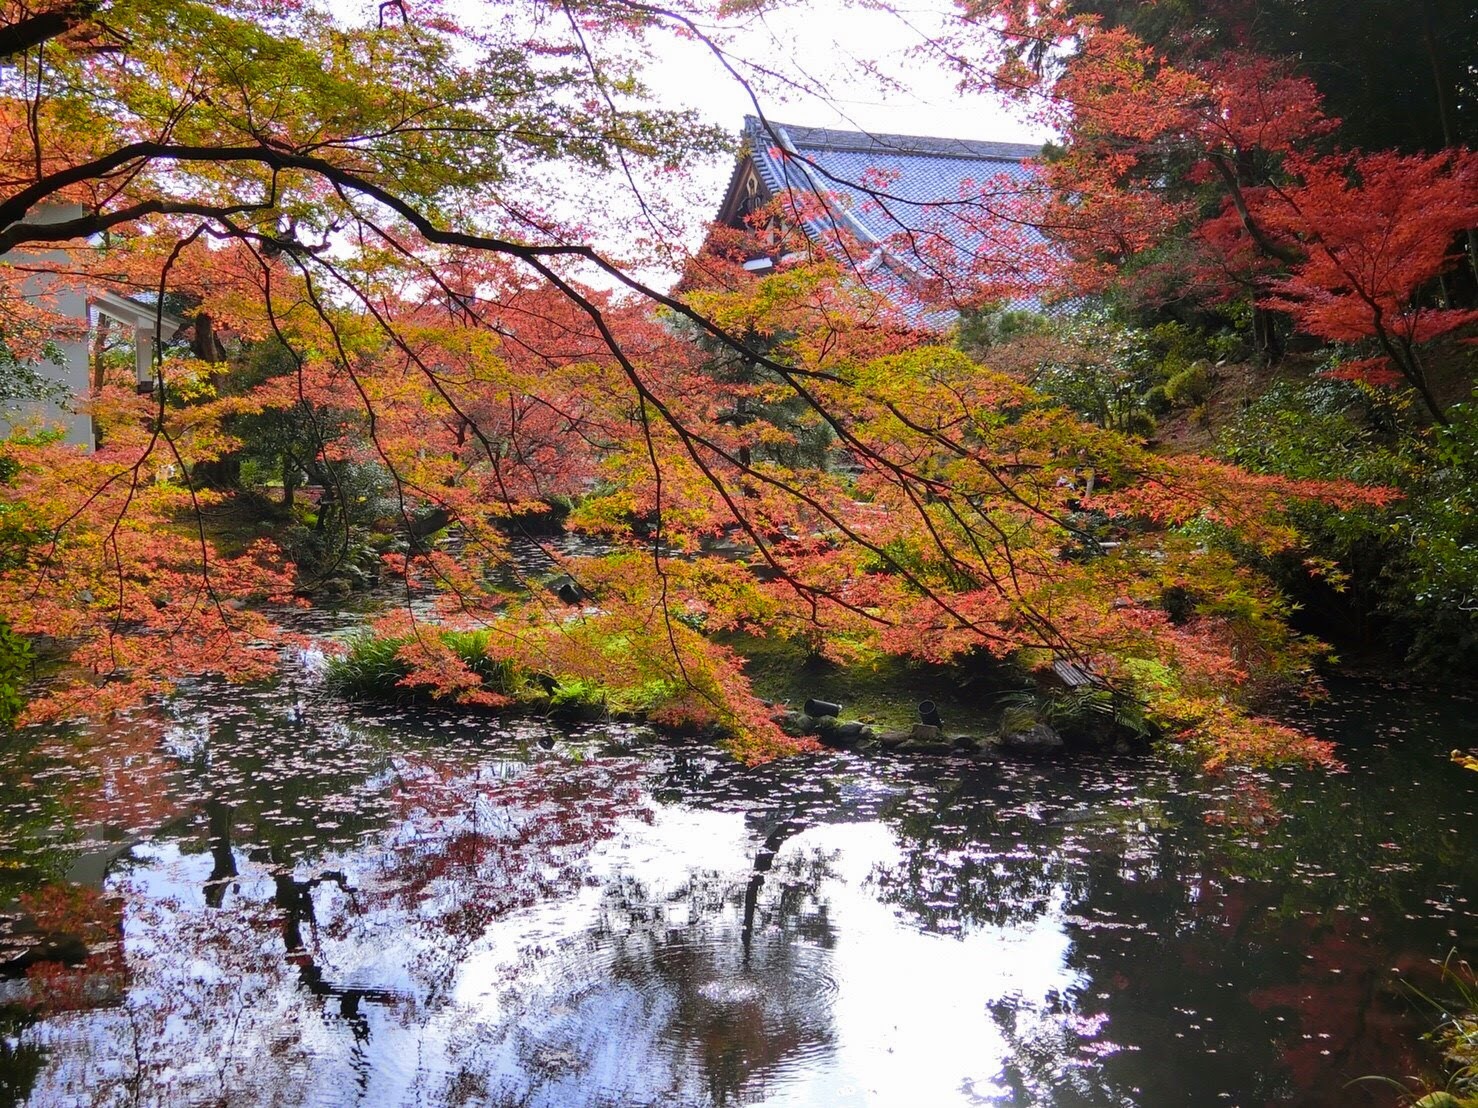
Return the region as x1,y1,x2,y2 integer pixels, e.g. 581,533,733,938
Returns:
0,676,1471,1105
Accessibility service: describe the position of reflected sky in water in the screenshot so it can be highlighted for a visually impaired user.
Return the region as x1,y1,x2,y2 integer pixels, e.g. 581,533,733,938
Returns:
0,673,1474,1106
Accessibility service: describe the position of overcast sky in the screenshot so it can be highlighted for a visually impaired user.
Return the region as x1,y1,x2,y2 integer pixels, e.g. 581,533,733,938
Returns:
645,1,1043,140
344,0,1048,279
629,0,1048,274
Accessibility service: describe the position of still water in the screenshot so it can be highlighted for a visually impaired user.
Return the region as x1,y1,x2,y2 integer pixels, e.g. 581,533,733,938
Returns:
0,669,1473,1106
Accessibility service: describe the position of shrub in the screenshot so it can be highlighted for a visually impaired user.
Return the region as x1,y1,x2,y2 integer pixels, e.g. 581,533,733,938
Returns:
1219,381,1478,670
1165,363,1214,407
1143,384,1172,415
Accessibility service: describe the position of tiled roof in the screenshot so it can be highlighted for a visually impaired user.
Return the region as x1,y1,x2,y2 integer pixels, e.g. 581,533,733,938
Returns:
734,115,1044,324
762,119,1039,172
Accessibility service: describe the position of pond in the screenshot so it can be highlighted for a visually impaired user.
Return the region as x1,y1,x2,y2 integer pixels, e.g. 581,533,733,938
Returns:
0,665,1473,1106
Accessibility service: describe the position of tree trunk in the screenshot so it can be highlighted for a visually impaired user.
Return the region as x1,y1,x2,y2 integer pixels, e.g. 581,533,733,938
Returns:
1251,305,1283,364
1397,344,1449,426
1421,0,1478,286
281,454,297,510
187,311,241,488
88,311,111,449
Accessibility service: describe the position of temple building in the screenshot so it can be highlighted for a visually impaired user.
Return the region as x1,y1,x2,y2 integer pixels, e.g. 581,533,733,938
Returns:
711,115,1043,323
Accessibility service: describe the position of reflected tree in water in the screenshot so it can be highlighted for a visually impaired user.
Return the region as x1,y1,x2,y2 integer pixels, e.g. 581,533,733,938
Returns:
868,755,1469,1105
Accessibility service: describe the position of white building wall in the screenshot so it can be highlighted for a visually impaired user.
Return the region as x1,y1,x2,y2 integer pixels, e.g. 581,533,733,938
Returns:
2,204,94,449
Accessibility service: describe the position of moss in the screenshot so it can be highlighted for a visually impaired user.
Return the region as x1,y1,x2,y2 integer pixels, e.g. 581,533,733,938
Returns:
324,627,755,745
164,491,291,559
325,621,1019,757
1165,363,1214,407
0,619,30,729
1124,410,1158,437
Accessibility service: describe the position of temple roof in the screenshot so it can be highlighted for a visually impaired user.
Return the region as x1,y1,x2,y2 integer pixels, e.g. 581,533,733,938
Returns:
717,116,1044,325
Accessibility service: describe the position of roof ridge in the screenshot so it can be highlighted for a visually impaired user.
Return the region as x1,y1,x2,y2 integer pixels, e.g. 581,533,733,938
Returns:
743,115,1041,162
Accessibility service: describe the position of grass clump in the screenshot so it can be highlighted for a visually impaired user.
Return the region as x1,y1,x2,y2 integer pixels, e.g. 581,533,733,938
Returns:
323,634,407,698
325,626,527,706
1417,958,1478,1107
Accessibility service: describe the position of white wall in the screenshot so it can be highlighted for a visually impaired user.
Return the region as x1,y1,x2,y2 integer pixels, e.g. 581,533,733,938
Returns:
2,203,95,449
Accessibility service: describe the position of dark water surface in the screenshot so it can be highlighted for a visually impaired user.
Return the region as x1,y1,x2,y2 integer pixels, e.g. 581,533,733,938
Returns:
0,668,1473,1107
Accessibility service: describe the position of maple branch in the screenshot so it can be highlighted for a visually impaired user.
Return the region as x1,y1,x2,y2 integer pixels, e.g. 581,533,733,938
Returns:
149,225,244,641
3,132,1102,666
1207,153,1301,267
236,223,585,666
632,388,697,688
0,195,277,251
0,0,97,58
0,142,847,391
519,256,1042,649
1260,177,1452,425
559,1,683,247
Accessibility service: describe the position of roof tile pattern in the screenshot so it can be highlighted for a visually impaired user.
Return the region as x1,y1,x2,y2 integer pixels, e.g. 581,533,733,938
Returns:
736,116,1043,324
